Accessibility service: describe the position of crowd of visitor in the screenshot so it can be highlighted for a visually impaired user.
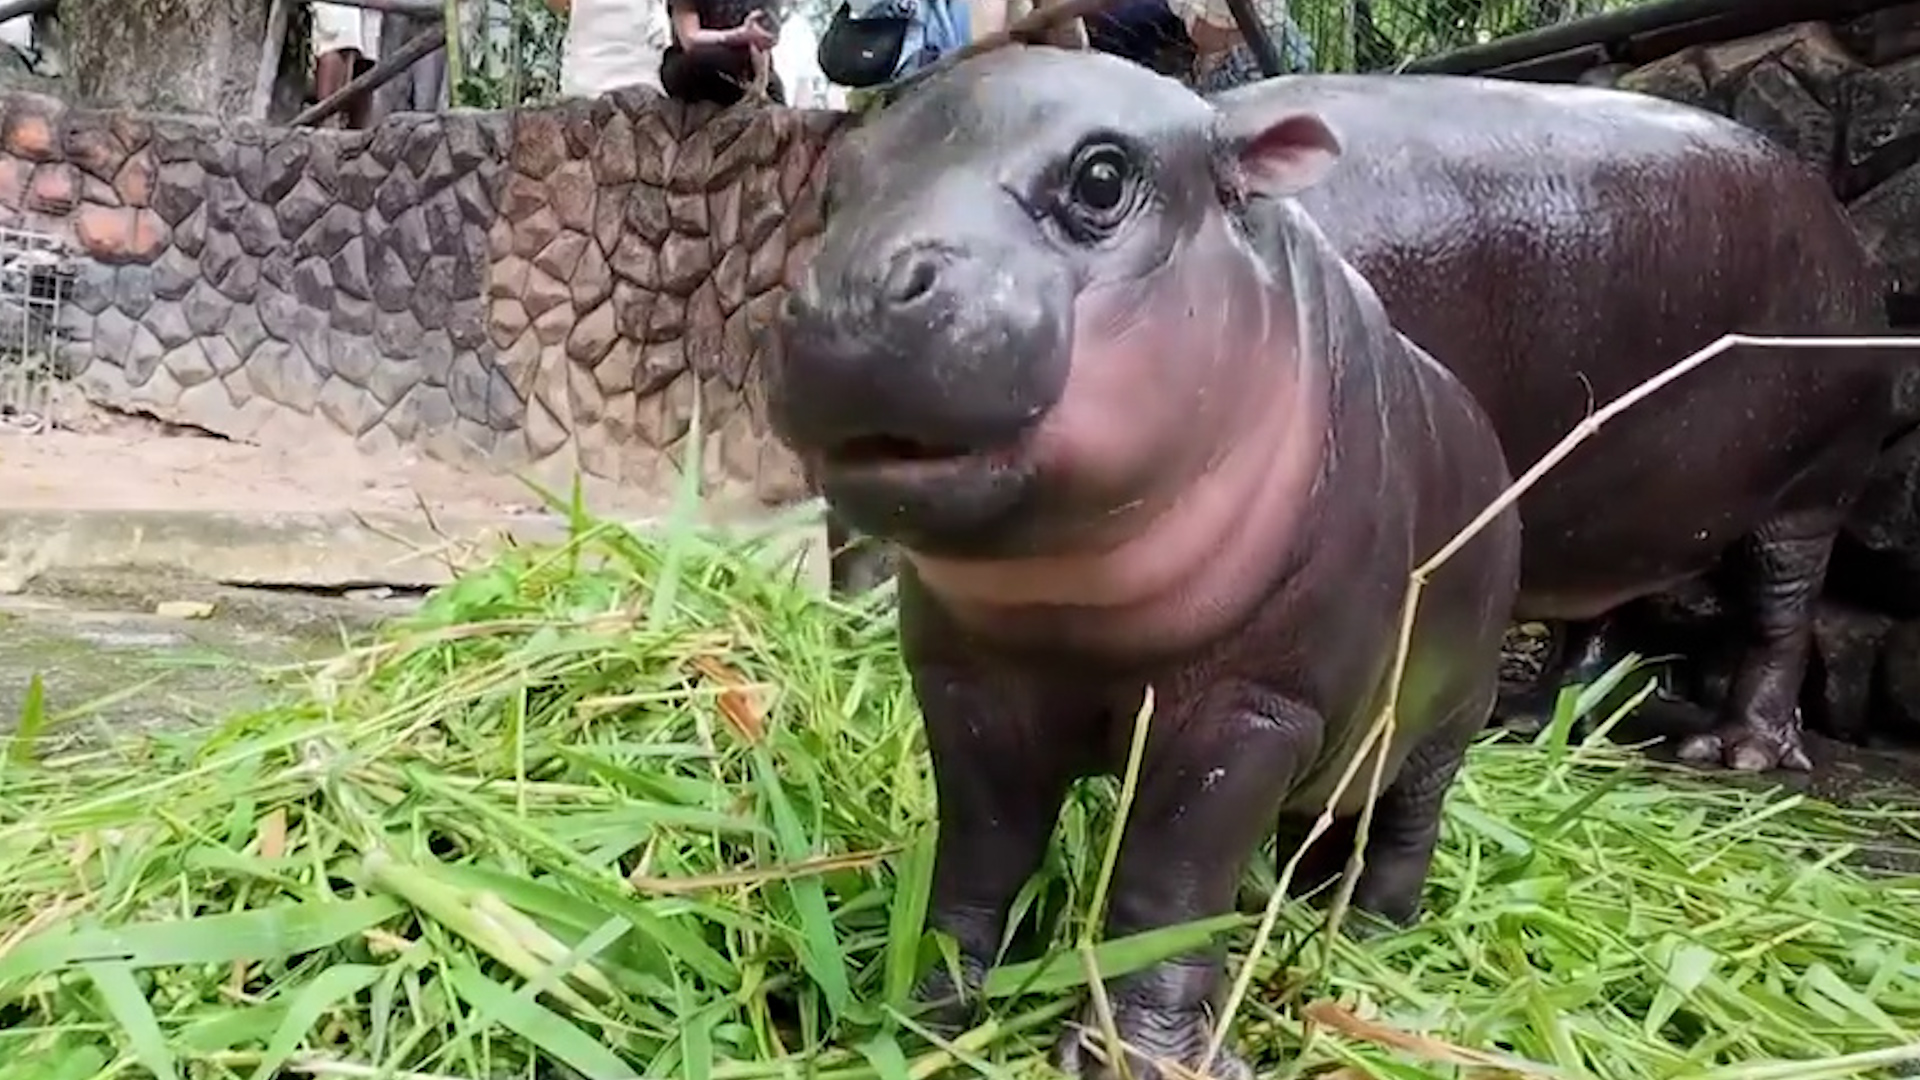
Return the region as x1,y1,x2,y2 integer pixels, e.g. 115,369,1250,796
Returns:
302,0,1315,129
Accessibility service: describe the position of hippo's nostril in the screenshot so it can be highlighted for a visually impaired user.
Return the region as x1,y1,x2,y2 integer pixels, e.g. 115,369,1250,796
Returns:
882,248,945,308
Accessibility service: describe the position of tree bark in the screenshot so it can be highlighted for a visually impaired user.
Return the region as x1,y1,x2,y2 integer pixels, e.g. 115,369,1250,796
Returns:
59,0,309,119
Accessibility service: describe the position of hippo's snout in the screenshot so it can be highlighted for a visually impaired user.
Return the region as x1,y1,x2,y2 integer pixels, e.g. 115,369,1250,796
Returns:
769,233,1076,553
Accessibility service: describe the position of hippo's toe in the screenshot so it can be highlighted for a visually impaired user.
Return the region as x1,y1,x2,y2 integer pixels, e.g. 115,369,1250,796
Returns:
1675,713,1814,774
1051,1001,1251,1080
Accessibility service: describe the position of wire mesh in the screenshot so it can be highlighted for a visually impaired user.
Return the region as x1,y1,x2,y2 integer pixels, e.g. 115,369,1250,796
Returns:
0,226,75,434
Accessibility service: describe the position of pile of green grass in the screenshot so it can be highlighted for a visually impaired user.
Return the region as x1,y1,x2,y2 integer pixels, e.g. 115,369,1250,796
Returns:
4,505,1920,1080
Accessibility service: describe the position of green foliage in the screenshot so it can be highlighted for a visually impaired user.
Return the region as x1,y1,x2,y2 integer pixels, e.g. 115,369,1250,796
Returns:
1,500,1919,1079
453,0,569,109
1281,0,1652,72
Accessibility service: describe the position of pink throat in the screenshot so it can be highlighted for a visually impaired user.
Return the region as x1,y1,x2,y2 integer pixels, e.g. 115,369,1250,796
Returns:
904,340,1328,636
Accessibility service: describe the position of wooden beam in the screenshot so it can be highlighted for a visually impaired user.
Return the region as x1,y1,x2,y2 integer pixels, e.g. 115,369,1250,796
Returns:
304,0,445,15
1221,0,1284,77
1402,0,1905,76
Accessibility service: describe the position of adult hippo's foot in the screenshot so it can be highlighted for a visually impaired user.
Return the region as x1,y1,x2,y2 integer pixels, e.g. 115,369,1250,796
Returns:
1494,618,1621,736
1674,510,1835,774
1676,708,1813,773
1052,979,1251,1080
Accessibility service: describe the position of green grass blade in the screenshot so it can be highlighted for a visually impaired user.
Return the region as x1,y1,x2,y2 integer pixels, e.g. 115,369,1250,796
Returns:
983,915,1246,999
0,899,403,982
750,741,854,1018
447,961,642,1080
81,960,179,1080
248,963,386,1080
7,672,45,766
883,829,935,1010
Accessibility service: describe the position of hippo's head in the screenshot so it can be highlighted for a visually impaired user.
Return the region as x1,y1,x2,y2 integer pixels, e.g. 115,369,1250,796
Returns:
769,47,1343,562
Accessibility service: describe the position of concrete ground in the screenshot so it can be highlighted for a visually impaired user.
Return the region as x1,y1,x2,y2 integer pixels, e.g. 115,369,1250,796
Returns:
0,420,828,744
0,569,408,745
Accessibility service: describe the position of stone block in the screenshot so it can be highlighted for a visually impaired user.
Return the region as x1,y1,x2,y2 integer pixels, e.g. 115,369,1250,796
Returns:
1850,163,1920,302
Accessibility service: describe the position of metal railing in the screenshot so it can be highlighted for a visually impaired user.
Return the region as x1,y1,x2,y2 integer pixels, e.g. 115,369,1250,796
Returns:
0,226,74,434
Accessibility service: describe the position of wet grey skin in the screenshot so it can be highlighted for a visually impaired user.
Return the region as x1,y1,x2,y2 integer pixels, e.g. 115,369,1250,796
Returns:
816,61,1908,779
769,46,1521,1080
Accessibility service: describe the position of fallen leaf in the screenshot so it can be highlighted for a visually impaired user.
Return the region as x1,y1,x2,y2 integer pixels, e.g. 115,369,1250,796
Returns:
155,600,215,619
690,655,766,744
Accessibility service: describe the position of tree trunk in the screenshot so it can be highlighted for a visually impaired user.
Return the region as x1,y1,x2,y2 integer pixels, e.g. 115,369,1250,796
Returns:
58,0,309,119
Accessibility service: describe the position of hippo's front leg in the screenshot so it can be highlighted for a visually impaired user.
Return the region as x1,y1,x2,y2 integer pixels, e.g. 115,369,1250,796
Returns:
1054,682,1324,1080
1675,509,1830,773
903,595,1094,1030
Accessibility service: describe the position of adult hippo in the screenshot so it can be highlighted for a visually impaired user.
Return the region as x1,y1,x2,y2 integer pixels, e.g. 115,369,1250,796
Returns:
770,47,1520,1080
1211,72,1899,773
823,58,1901,776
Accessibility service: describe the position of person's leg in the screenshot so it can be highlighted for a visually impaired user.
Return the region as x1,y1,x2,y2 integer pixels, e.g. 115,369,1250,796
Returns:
346,53,376,128
312,4,371,127
660,42,752,105
314,49,365,127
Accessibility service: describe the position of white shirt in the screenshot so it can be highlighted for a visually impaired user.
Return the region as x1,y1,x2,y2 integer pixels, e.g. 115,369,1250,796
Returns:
312,2,382,57
561,0,670,98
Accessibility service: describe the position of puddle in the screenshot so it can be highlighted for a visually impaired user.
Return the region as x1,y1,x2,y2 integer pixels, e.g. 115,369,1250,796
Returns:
0,571,416,748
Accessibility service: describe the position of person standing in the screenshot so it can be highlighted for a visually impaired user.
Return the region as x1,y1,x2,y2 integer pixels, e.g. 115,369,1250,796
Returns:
373,7,450,116
1165,0,1314,92
547,0,672,98
312,1,382,128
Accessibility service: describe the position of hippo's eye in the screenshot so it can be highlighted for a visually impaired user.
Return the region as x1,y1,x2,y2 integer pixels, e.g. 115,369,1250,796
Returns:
1061,143,1140,239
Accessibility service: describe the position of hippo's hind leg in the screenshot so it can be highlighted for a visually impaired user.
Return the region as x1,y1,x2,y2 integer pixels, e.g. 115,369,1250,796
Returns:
1674,508,1835,773
1260,691,1486,940
1341,692,1486,932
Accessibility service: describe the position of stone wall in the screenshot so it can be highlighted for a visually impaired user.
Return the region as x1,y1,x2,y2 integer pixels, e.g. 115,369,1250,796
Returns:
1592,8,1920,325
0,87,844,508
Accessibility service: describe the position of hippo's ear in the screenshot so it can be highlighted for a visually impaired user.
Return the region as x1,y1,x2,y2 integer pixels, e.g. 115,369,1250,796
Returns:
1213,109,1343,198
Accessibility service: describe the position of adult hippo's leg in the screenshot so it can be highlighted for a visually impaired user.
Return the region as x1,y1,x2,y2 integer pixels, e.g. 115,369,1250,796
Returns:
1495,618,1623,735
1674,507,1836,773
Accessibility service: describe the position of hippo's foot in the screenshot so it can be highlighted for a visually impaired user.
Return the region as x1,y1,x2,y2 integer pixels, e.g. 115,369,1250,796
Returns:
1675,708,1813,773
909,954,991,1036
1052,999,1250,1080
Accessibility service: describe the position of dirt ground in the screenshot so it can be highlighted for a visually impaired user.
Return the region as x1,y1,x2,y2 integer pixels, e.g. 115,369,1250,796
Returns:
0,412,669,521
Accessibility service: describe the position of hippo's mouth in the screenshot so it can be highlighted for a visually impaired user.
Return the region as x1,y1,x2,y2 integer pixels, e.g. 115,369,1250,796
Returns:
808,428,1044,555
822,433,1028,476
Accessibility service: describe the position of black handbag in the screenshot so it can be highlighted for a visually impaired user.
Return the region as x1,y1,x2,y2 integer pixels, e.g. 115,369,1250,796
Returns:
817,0,912,88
